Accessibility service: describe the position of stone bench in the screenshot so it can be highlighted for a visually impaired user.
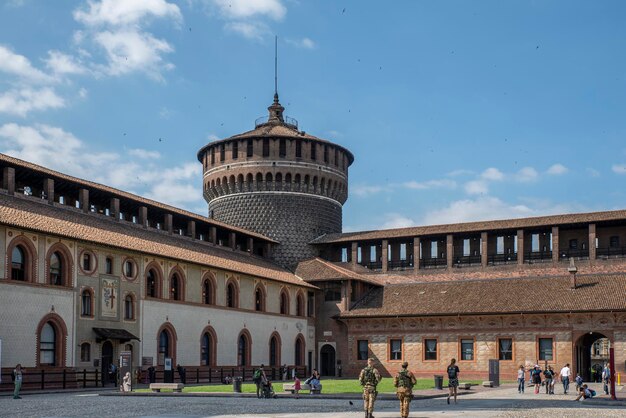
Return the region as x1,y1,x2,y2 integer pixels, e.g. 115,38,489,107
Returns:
283,383,321,394
149,383,184,393
482,381,494,387
458,382,473,390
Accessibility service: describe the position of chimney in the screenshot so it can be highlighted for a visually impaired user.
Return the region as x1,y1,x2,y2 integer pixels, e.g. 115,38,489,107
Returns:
568,257,578,289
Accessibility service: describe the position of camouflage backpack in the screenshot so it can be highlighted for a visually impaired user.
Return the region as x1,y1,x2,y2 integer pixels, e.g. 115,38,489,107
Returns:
396,369,411,388
361,367,377,386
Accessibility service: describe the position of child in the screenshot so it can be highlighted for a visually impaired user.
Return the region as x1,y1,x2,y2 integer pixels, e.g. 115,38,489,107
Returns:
294,375,301,399
575,373,583,392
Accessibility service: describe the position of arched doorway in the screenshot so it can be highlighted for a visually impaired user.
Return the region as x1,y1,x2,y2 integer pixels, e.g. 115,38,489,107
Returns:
320,344,336,377
574,332,610,382
101,341,113,386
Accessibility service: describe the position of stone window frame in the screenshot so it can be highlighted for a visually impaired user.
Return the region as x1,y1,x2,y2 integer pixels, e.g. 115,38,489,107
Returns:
294,333,306,366
80,342,91,363
122,257,138,281
80,287,95,318
279,287,290,315
268,331,282,368
237,329,252,367
78,249,98,276
36,313,67,368
295,291,305,317
6,234,37,283
356,339,369,362
104,256,114,275
156,322,178,366
201,272,217,305
537,336,555,362
145,262,163,299
123,292,136,321
387,337,404,362
200,326,218,366
168,266,186,302
45,242,73,288
422,337,439,362
225,277,239,309
458,337,476,362
254,282,266,312
497,337,514,362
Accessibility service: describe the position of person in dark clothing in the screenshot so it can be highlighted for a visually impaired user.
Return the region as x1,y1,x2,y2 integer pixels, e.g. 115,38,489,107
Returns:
177,364,186,384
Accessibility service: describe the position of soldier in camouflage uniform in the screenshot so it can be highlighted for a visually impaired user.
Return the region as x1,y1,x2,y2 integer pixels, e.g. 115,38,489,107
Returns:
394,362,417,418
359,358,382,418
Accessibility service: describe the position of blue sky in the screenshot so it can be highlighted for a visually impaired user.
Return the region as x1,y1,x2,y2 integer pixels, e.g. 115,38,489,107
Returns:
1,0,625,232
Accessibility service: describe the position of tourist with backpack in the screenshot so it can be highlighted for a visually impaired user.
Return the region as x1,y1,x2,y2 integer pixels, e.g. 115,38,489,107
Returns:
359,358,381,418
253,365,267,398
394,361,417,418
446,358,460,405
543,366,555,394
12,364,23,399
531,365,542,394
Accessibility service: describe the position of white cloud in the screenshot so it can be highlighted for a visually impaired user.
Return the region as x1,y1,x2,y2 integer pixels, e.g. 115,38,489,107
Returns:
45,50,88,76
128,148,161,159
0,88,65,117
225,21,269,41
547,163,568,175
78,87,88,99
159,107,173,119
480,167,504,181
515,166,539,182
93,30,174,80
422,197,536,225
613,164,626,174
0,45,53,83
73,0,182,27
352,184,384,197
212,0,286,21
0,123,205,211
586,168,600,177
402,179,456,190
286,37,316,49
447,169,474,177
380,213,417,229
464,180,488,195
207,133,220,141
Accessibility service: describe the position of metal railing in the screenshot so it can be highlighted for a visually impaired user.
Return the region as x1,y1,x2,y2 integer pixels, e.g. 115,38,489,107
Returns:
420,258,447,269
453,255,482,267
487,253,518,265
524,251,553,263
388,260,413,270
254,115,298,129
364,261,382,271
558,248,589,259
596,246,626,258
0,369,102,391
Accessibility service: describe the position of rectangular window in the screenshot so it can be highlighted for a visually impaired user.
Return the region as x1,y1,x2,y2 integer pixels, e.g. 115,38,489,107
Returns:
263,138,270,157
498,338,513,361
232,141,238,159
531,234,539,252
323,281,342,301
369,245,376,262
220,144,225,161
460,339,474,361
247,139,253,157
324,145,329,163
83,253,91,271
357,340,368,361
431,241,437,258
341,247,348,262
389,339,402,361
497,236,504,254
357,246,362,264
400,243,407,260
569,239,578,250
295,140,302,158
463,239,470,256
279,139,286,157
424,339,438,361
610,236,620,248
334,148,339,166
311,142,316,160
210,148,215,164
307,291,315,317
538,338,553,361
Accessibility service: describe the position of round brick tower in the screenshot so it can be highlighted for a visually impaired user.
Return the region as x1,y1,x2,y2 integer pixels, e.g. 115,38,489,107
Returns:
197,94,354,270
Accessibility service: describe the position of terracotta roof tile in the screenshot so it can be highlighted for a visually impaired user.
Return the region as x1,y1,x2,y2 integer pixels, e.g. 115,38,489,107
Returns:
311,210,626,244
341,274,626,318
0,193,315,288
0,153,276,243
295,258,382,286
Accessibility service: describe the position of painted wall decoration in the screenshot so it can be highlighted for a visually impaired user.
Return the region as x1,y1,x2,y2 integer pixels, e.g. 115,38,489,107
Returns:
101,277,119,318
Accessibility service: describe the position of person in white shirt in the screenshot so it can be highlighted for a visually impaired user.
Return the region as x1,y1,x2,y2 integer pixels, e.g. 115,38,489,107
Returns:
559,363,571,394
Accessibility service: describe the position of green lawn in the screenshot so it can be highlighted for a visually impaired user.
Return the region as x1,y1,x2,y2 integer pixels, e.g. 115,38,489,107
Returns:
137,378,485,394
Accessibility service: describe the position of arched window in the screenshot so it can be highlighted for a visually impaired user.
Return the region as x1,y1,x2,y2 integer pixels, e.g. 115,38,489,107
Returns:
157,324,177,366
280,290,289,315
226,280,238,308
105,257,113,275
295,335,305,366
49,252,63,286
296,292,305,317
269,333,281,367
40,322,56,366
202,277,215,305
124,259,135,279
255,285,265,311
201,328,217,366
80,342,91,362
170,274,180,300
159,330,169,362
124,294,134,320
81,289,93,317
146,268,159,298
11,245,26,281
237,332,250,366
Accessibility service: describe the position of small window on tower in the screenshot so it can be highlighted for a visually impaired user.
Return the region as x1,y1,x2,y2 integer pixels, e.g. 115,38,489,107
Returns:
324,145,329,163
310,142,316,160
295,140,302,158
247,139,254,157
263,138,270,157
210,148,215,164
232,141,238,159
279,139,286,157
220,144,225,161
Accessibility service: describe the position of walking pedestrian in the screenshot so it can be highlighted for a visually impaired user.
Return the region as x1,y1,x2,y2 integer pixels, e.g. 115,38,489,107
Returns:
543,366,554,394
559,363,571,394
359,358,381,418
446,358,460,404
294,375,301,399
253,364,267,398
12,364,23,399
531,365,542,394
602,363,611,395
517,365,525,393
393,361,417,418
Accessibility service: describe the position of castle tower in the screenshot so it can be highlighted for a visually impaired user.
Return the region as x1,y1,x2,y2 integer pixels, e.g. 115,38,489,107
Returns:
197,95,354,269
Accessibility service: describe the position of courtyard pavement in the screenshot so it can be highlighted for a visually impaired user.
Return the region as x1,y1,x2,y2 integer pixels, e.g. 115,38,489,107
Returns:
0,383,623,417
